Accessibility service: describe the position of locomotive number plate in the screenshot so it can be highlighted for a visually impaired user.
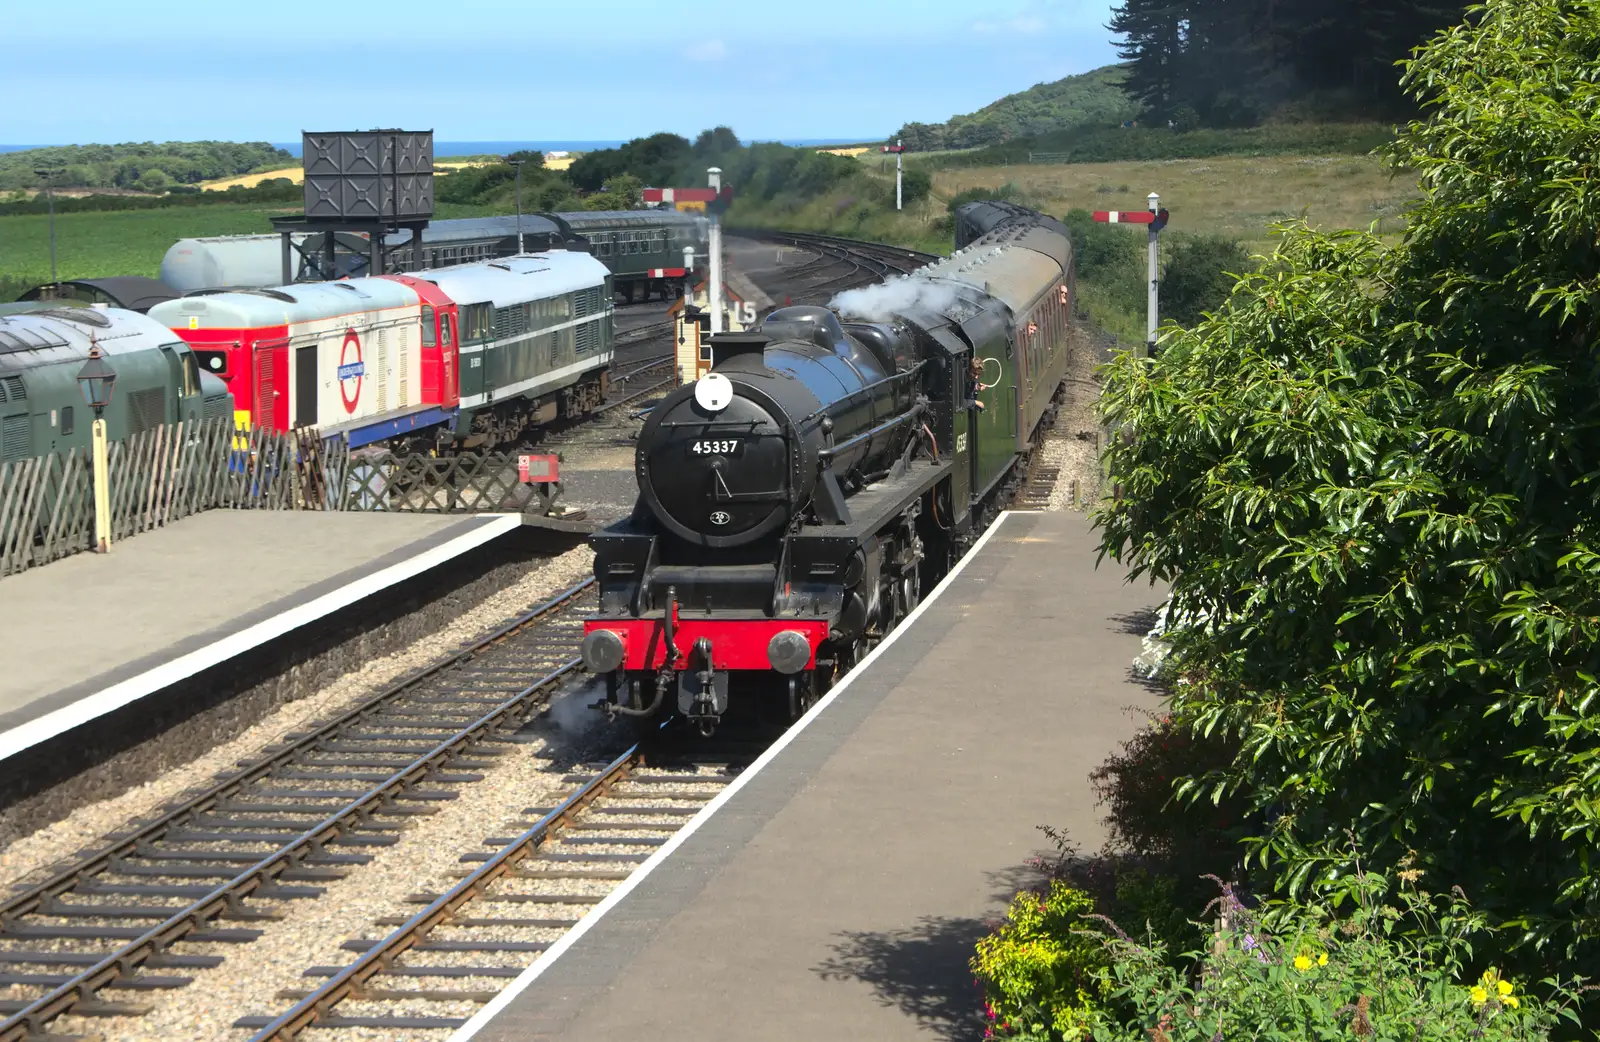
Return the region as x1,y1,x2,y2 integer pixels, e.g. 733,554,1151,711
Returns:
690,438,743,456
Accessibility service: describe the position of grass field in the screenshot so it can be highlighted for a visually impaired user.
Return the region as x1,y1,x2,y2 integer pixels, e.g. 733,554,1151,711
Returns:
0,201,500,285
933,153,1419,248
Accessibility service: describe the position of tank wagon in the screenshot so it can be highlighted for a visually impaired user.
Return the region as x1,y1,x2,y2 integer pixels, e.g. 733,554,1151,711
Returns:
578,205,1076,733
159,211,707,301
0,306,231,463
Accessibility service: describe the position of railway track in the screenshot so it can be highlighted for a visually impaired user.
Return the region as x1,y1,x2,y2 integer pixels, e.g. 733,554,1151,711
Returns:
0,580,600,1042
739,229,939,301
235,746,745,1038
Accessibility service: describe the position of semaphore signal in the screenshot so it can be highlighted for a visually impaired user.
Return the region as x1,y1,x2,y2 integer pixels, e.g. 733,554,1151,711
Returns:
1093,193,1169,354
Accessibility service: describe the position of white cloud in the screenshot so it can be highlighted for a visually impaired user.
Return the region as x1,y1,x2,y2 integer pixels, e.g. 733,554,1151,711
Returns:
687,39,728,62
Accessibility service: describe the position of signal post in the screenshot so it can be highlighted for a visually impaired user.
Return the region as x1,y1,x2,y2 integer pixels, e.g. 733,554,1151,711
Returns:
1092,194,1170,356
882,141,904,210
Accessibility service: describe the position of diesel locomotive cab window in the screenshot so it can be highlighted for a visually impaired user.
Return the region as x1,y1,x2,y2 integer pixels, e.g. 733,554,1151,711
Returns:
421,306,436,347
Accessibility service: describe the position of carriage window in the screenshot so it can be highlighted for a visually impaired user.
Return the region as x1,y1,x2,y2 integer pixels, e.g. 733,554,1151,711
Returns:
61,406,74,436
421,305,436,347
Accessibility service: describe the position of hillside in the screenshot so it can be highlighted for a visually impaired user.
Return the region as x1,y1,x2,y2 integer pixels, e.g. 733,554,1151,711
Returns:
893,65,1140,152
0,142,292,193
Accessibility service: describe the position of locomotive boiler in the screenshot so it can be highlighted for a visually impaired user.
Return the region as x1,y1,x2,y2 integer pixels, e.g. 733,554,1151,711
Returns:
581,206,1078,733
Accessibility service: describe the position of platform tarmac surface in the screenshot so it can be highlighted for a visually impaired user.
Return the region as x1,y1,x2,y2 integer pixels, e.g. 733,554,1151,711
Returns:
458,510,1166,1042
0,510,519,761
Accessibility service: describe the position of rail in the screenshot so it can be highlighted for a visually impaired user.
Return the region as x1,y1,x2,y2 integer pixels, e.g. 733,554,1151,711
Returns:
235,749,744,1036
0,579,598,1041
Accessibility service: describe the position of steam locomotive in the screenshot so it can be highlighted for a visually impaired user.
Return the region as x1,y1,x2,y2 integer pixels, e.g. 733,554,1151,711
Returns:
579,204,1076,732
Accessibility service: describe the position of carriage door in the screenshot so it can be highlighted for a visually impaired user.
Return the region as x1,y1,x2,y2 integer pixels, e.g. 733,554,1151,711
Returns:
295,345,318,428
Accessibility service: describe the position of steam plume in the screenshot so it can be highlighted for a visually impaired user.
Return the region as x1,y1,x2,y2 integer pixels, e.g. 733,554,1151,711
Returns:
829,276,967,323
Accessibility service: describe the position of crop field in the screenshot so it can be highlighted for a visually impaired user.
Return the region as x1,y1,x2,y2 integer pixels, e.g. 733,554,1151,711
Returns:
932,152,1420,247
0,201,500,286
200,159,489,191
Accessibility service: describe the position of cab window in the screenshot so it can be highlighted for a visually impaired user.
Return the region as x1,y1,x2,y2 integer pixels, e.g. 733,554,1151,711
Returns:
439,313,453,347
421,305,436,347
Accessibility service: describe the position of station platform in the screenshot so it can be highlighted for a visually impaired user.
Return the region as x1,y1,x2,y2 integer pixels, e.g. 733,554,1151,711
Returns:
0,510,524,764
454,510,1167,1042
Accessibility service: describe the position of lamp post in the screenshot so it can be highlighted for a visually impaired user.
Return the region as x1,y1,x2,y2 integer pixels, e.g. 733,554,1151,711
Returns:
75,338,117,553
506,158,525,253
33,168,58,283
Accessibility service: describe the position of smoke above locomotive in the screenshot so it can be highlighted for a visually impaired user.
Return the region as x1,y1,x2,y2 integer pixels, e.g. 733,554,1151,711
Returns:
828,276,970,325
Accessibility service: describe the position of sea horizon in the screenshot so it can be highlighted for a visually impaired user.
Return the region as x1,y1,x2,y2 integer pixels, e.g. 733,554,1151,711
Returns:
0,136,882,157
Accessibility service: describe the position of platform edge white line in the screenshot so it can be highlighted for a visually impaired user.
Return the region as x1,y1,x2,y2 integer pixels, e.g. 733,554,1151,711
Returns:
0,514,523,765
446,510,1020,1042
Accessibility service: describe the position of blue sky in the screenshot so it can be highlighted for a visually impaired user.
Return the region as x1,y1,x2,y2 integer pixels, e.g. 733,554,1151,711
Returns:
2,0,1120,145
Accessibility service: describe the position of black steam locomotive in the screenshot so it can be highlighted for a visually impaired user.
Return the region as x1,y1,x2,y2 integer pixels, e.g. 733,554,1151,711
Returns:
580,204,1077,731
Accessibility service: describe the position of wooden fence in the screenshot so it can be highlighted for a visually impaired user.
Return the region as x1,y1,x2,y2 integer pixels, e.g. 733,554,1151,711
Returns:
0,418,558,578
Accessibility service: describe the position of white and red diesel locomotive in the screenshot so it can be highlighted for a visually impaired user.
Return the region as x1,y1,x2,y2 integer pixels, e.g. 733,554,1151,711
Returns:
146,251,615,451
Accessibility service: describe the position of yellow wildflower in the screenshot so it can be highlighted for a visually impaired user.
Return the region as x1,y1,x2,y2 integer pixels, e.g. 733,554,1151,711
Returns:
1294,955,1312,972
1317,952,1328,966
1470,985,1489,1005
1504,995,1520,1009
1497,980,1513,996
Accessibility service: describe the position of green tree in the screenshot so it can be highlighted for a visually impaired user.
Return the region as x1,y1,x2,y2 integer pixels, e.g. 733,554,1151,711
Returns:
1096,0,1600,975
692,126,741,157
1160,234,1250,326
900,166,932,206
583,172,643,211
137,168,169,191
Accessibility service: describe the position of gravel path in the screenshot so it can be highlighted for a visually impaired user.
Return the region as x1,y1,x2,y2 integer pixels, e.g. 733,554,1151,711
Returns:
1039,320,1113,513
0,545,596,896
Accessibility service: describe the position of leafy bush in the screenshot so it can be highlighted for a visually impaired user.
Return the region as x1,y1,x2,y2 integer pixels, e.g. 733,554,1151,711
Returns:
973,878,1110,1039
1094,0,1600,976
900,166,932,206
947,183,1030,213
1086,873,1587,1041
1159,235,1250,326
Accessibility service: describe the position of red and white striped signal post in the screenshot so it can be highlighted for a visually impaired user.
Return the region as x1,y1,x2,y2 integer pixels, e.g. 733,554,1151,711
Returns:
882,141,905,210
1093,193,1170,355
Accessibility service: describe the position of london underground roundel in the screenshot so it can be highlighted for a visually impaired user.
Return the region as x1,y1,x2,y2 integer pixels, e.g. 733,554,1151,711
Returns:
338,329,365,413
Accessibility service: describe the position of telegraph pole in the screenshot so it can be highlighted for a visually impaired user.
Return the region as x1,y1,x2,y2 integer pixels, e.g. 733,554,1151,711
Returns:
882,141,905,210
506,158,525,253
33,168,57,282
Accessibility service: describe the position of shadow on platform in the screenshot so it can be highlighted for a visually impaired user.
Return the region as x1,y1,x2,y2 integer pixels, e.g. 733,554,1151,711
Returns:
812,857,1057,1041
